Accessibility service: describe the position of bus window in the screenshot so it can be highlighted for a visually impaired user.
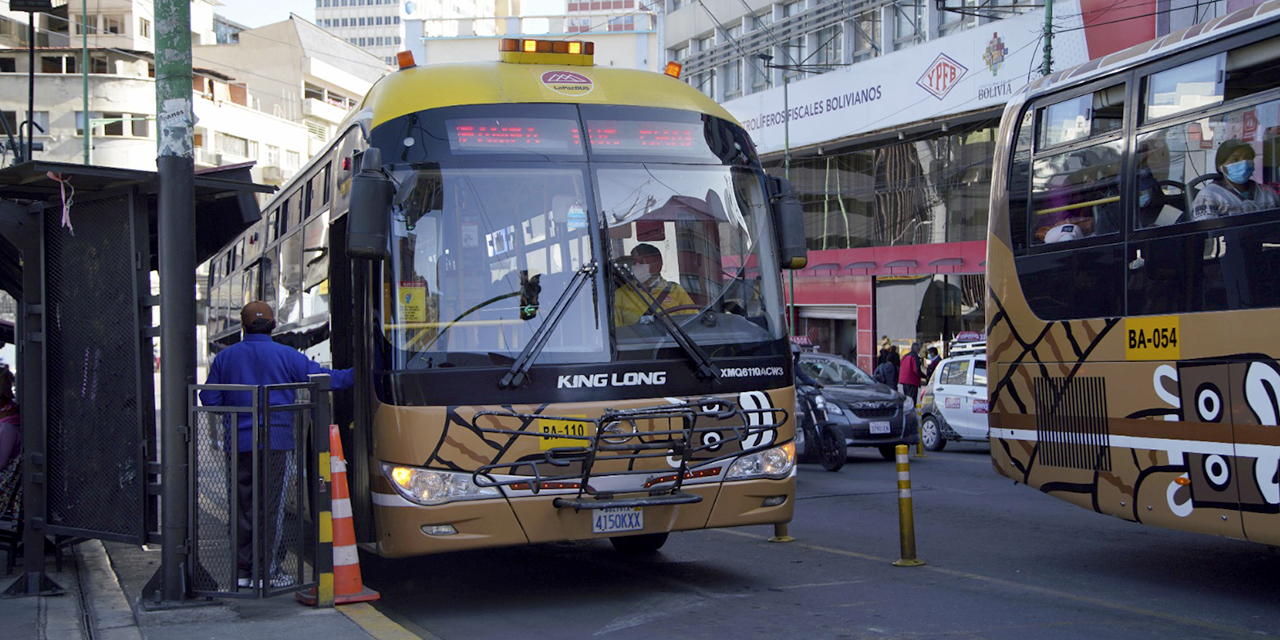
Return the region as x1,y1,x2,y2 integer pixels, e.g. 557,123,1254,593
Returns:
1008,109,1034,253
278,231,304,326
1030,139,1125,243
279,200,291,236
1143,54,1225,123
302,215,329,319
1038,85,1124,149
262,246,280,312
321,162,332,206
266,209,279,243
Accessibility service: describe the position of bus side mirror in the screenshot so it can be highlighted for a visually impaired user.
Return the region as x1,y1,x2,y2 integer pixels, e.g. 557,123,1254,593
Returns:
346,147,393,260
768,176,808,270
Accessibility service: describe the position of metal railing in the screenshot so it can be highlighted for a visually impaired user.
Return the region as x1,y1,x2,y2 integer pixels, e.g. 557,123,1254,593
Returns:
187,374,332,599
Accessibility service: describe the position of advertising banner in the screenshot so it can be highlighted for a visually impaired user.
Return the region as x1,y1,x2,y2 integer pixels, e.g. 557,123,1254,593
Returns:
723,7,1090,155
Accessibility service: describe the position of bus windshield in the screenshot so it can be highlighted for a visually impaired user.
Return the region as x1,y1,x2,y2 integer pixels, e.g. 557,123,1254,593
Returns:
374,106,785,370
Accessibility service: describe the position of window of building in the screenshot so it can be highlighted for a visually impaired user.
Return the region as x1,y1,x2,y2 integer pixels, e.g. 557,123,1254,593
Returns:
29,111,48,136
139,17,151,39
697,35,713,52
753,11,772,30
216,132,251,159
723,58,742,100
285,150,301,170
0,111,16,137
102,113,125,136
939,0,978,36
782,0,804,18
102,15,124,35
90,55,110,74
0,58,14,72
853,9,880,62
814,24,842,67
893,0,923,49
41,55,75,74
131,115,149,137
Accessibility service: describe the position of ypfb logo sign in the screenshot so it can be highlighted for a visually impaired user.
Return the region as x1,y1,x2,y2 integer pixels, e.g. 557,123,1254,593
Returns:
917,54,967,100
983,33,1009,77
541,71,594,96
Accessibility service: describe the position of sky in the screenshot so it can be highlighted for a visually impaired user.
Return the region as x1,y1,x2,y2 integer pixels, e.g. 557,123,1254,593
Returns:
213,0,565,29
213,0,314,28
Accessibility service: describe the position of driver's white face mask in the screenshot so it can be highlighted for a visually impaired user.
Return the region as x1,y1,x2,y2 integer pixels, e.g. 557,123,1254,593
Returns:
631,263,652,283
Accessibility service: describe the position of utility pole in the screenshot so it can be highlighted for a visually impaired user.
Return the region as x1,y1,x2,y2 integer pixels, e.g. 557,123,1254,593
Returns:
82,0,89,163
1042,0,1054,76
153,0,196,604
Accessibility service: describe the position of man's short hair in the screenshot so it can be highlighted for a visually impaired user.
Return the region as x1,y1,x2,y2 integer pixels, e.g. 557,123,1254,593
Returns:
631,243,661,260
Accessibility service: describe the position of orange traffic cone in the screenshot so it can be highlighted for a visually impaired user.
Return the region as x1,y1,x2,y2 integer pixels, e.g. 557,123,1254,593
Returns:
298,425,380,606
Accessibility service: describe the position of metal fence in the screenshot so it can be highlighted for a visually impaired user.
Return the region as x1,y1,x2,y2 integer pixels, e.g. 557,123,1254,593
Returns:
188,375,331,599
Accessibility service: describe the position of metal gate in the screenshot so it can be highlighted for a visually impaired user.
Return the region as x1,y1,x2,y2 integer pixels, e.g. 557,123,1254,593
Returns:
188,377,331,598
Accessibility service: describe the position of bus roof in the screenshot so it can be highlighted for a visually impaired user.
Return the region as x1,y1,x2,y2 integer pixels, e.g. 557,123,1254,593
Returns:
1017,1,1280,102
357,61,739,131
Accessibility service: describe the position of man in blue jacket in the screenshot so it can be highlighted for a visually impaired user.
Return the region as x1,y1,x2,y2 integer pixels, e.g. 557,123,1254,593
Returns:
200,301,353,589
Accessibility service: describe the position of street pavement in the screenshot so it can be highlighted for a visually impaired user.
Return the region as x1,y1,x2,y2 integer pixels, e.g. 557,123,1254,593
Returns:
5,442,1280,639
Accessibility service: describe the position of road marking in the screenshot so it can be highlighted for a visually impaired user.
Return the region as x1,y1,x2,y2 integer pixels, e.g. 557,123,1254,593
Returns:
714,529,1260,638
339,602,440,640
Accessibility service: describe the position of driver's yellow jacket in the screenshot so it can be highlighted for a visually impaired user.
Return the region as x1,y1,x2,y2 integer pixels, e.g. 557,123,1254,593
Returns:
613,277,696,326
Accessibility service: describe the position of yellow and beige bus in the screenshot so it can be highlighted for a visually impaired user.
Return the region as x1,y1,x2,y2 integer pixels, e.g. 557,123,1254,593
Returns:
987,3,1280,545
202,40,806,557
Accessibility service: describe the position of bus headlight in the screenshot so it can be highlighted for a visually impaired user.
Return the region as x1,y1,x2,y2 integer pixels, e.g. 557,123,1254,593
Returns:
726,442,795,480
382,462,501,506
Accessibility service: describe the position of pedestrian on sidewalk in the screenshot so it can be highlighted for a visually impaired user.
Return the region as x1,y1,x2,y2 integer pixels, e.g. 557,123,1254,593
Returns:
199,301,354,589
898,342,923,404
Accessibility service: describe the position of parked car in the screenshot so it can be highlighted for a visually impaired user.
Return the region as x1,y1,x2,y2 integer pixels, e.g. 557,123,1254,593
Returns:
795,352,919,461
918,350,989,451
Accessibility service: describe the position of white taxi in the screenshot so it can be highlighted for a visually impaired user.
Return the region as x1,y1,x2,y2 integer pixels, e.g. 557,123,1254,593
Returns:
917,349,988,451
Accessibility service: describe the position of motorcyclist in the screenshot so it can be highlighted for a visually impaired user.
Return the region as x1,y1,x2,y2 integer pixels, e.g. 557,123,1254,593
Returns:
793,345,822,389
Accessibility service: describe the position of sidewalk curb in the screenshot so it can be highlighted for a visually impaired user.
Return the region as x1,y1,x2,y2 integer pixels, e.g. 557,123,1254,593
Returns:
77,541,144,640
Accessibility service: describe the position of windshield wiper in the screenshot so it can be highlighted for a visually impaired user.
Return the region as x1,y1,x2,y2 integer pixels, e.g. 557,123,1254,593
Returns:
500,262,597,388
611,260,721,381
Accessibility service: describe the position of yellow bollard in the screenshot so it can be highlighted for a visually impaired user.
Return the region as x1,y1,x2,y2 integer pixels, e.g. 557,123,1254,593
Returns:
892,444,925,567
914,408,925,458
768,522,795,543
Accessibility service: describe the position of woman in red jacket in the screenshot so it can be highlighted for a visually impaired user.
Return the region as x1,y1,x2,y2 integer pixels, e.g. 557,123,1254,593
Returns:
897,342,923,403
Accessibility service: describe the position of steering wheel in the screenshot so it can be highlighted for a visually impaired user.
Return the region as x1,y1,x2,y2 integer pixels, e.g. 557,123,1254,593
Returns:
663,305,702,315
1158,179,1187,211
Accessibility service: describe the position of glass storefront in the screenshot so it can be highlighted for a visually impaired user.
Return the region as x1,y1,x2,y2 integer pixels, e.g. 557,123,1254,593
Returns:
875,274,985,355
767,119,999,250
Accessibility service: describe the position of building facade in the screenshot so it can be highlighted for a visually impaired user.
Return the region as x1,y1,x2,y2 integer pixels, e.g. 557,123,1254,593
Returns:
667,0,1255,370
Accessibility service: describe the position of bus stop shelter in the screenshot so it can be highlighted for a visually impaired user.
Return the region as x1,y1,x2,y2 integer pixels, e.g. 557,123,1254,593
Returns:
0,160,269,595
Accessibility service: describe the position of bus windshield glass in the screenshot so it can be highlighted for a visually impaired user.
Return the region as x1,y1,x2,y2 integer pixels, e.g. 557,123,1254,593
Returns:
381,164,603,369
372,104,784,370
601,164,785,354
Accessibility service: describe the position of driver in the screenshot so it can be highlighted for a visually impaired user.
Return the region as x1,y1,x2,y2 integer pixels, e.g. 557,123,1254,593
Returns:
613,243,695,325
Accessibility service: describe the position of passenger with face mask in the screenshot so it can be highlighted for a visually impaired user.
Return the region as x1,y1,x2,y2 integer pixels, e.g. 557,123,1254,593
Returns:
1192,139,1279,220
613,243,696,326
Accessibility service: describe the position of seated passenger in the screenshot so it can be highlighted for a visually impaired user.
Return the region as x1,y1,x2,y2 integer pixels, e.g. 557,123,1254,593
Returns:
613,243,696,325
1192,139,1280,220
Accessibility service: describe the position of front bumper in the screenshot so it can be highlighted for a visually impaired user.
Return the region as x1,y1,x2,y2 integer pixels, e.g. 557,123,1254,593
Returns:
370,475,795,558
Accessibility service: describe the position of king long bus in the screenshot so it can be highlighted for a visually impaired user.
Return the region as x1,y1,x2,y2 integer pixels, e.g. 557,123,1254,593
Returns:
201,40,807,557
986,3,1280,545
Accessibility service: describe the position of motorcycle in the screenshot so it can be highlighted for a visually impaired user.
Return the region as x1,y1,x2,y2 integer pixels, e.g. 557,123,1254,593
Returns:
794,383,847,472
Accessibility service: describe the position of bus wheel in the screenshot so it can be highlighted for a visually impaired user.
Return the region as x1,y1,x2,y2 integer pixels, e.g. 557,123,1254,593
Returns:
922,416,946,451
610,532,669,555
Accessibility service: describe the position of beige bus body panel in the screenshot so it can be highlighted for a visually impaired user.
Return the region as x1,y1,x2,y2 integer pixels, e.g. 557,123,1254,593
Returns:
366,388,796,558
